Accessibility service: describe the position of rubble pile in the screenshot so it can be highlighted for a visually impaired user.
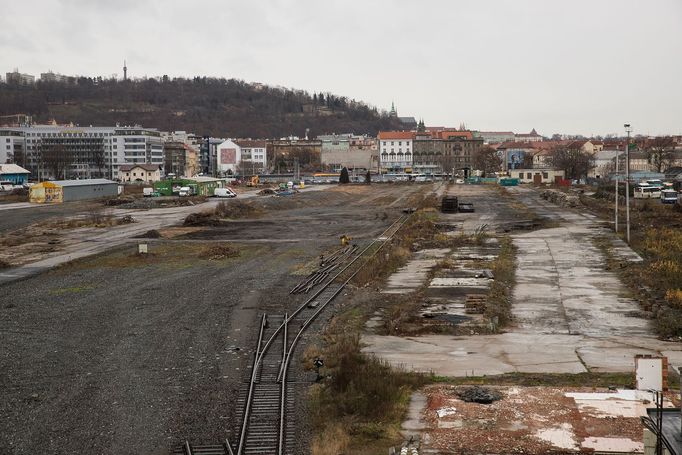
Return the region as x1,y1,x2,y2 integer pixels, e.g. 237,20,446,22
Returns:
456,386,502,404
540,189,580,207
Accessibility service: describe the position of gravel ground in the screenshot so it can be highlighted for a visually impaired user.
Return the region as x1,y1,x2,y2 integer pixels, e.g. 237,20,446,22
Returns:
0,200,105,232
0,183,435,455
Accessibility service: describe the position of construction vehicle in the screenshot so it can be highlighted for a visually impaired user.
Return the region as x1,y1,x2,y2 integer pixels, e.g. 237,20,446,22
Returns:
247,175,260,187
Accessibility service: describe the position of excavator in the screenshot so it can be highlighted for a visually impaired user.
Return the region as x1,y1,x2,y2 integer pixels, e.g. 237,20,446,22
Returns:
247,175,260,187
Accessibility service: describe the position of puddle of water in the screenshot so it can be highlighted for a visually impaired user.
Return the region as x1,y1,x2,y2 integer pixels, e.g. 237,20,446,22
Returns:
402,391,428,432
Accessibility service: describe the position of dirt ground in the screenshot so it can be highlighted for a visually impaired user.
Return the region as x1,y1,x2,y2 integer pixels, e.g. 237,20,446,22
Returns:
0,183,439,455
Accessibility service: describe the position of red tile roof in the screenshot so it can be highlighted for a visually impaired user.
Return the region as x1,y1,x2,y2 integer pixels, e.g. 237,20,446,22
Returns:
378,131,415,140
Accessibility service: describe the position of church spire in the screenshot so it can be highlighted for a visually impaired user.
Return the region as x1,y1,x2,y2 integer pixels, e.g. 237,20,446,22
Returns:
389,101,397,117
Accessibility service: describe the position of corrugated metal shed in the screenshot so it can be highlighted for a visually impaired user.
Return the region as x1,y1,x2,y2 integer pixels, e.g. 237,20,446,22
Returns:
50,179,116,187
30,179,118,203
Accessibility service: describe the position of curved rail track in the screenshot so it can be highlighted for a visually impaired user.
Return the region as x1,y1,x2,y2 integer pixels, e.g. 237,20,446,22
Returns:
178,213,412,455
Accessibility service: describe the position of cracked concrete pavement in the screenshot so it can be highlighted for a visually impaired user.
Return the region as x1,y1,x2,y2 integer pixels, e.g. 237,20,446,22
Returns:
362,185,682,376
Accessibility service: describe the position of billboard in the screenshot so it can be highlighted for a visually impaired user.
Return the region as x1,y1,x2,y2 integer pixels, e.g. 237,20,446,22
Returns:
507,149,525,170
220,148,237,165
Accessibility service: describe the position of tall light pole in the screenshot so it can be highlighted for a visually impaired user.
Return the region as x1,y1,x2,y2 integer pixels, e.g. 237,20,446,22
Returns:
624,124,632,243
615,140,620,232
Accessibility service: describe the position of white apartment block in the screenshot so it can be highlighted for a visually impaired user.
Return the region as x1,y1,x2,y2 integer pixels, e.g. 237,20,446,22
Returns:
0,124,163,180
378,131,414,171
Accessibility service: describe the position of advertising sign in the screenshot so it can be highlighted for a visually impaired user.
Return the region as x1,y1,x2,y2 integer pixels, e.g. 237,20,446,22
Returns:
507,150,525,170
220,148,237,165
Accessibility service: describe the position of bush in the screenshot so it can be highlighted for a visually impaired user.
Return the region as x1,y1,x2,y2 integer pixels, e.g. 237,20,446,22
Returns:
339,167,350,184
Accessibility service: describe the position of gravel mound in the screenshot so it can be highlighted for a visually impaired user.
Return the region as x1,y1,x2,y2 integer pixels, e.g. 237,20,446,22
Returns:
456,386,502,404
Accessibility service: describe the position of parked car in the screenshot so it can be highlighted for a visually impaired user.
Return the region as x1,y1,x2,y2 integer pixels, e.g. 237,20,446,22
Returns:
214,187,237,198
178,186,192,197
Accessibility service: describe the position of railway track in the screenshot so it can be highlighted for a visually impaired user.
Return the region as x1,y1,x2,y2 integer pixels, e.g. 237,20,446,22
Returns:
177,214,411,455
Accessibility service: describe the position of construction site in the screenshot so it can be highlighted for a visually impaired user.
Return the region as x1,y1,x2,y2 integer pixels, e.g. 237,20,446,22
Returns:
1,180,682,455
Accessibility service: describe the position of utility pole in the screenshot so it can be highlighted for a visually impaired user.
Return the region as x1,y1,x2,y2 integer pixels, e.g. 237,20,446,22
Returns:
624,124,632,244
614,141,620,232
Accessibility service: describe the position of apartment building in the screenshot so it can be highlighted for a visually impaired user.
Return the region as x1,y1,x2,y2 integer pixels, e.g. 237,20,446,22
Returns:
378,131,414,172
0,124,163,180
5,70,35,85
319,134,377,171
235,140,267,174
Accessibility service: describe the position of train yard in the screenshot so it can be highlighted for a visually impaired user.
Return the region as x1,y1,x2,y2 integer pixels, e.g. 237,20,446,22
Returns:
3,181,679,455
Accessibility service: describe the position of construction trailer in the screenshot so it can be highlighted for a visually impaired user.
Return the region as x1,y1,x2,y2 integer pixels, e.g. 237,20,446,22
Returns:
29,179,119,203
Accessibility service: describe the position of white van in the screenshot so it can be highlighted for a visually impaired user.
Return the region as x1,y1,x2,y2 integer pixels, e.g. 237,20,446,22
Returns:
214,187,237,198
178,186,192,197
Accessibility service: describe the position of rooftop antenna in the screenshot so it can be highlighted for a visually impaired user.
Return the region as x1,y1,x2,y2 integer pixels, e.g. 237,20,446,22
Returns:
123,60,127,81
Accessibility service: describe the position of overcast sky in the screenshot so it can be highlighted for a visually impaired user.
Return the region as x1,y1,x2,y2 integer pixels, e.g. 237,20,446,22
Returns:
2,0,681,136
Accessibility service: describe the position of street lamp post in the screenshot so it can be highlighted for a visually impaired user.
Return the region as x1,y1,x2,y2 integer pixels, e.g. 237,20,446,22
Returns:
624,124,632,244
615,141,620,232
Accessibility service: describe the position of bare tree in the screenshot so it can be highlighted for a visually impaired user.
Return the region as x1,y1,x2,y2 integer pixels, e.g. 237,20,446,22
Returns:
473,146,502,176
39,144,73,180
644,137,676,173
547,145,594,181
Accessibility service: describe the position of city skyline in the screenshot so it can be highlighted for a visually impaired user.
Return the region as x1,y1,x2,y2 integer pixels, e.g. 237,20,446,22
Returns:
2,0,681,137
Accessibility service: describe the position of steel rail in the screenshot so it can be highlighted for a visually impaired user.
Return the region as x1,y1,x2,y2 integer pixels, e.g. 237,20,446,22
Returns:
236,314,267,455
236,214,410,455
275,213,412,453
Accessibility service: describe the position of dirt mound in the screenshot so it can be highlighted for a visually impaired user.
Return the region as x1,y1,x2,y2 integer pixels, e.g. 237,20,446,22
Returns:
456,386,502,404
104,196,135,206
135,229,163,239
214,200,258,218
183,211,219,226
199,244,240,260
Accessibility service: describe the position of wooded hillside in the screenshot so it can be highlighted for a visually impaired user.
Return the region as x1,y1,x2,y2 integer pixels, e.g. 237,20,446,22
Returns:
0,77,401,138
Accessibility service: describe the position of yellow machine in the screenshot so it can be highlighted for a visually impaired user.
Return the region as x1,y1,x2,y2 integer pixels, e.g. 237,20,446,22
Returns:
247,175,260,187
340,235,352,246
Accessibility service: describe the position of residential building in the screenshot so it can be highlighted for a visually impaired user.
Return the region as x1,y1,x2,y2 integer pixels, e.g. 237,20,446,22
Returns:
590,150,619,179
436,130,484,172
164,141,198,177
378,131,414,172
267,139,322,173
7,124,164,180
119,164,161,183
5,69,35,85
40,71,70,83
412,132,445,174
235,139,267,174
0,128,26,165
0,163,30,184
515,128,543,142
477,131,516,144
215,139,241,175
319,134,377,171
